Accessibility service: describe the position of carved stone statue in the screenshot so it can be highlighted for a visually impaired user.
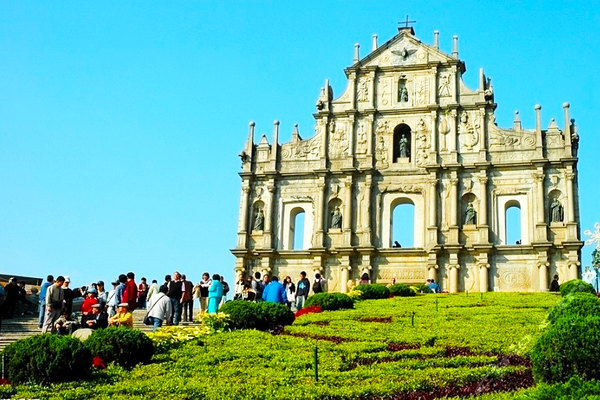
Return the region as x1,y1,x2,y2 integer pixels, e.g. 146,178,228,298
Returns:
330,206,342,229
464,203,476,225
550,199,564,222
399,134,409,158
253,209,264,231
398,81,408,102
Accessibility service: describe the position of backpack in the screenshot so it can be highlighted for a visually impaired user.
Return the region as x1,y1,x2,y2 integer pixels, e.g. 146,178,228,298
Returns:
313,279,323,293
222,282,230,295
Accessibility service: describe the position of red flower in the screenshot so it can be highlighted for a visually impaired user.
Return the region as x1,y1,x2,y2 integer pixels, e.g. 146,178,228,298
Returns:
0,377,9,385
92,356,106,369
295,306,322,318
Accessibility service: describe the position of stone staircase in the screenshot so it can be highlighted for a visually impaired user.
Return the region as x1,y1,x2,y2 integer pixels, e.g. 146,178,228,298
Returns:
0,309,168,351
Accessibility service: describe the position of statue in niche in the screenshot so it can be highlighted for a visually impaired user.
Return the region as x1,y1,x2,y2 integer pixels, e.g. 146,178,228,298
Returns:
464,203,476,225
253,209,264,231
357,80,369,102
398,80,409,102
550,199,564,222
330,206,342,229
399,134,409,158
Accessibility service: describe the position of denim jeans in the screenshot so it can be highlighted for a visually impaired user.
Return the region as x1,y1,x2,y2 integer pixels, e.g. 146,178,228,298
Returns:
38,300,45,328
295,295,306,310
169,297,181,325
149,316,163,331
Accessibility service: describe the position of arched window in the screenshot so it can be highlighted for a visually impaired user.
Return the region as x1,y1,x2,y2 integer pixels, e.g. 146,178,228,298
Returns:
393,124,411,162
391,201,415,247
290,209,306,250
505,201,521,244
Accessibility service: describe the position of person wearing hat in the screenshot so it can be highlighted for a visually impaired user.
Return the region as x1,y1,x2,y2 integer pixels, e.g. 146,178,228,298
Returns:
80,288,99,325
108,302,133,328
85,303,108,330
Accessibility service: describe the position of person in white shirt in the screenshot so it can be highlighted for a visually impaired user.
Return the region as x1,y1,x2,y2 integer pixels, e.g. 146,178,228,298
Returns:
146,285,172,331
146,279,159,302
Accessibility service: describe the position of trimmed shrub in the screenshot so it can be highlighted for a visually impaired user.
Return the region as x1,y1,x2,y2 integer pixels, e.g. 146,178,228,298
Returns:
356,284,390,299
531,315,600,383
85,327,154,369
2,334,92,385
547,292,600,323
559,279,596,297
257,301,295,329
521,376,600,399
220,300,295,330
412,283,433,294
389,283,417,297
305,292,354,311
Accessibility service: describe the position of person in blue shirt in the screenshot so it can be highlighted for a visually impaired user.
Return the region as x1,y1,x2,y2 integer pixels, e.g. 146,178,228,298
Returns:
262,276,287,304
426,279,441,293
38,275,54,329
208,274,224,313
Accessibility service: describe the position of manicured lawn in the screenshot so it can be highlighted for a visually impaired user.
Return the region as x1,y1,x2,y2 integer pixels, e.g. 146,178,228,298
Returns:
0,293,562,400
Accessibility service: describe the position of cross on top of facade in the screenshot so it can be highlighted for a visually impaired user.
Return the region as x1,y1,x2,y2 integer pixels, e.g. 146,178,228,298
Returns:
398,15,416,29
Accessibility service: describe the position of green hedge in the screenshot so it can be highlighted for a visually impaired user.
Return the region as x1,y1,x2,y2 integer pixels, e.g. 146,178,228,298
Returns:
2,334,92,385
355,284,390,299
305,292,354,310
559,279,596,297
547,292,600,323
412,283,433,294
85,327,154,369
220,300,294,330
389,283,417,297
531,315,600,383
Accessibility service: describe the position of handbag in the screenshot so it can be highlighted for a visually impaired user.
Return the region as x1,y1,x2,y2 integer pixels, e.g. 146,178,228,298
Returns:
143,294,161,325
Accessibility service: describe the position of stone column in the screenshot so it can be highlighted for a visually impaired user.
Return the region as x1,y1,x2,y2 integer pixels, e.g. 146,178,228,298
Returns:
448,264,460,293
538,262,549,291
313,179,326,248
534,171,545,224
343,177,353,244
478,175,488,225
427,264,438,281
449,109,457,153
263,180,276,249
340,256,351,293
567,262,579,281
450,177,458,226
237,184,251,248
479,263,490,292
428,177,437,227
565,171,575,223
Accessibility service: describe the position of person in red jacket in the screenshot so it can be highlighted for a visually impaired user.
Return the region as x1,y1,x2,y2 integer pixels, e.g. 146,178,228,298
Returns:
123,272,138,311
80,288,99,325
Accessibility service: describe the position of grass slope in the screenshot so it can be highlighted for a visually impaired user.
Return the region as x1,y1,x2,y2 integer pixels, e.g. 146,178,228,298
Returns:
1,293,561,400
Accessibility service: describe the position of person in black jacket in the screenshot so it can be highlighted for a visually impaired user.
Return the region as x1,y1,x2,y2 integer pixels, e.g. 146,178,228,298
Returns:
167,272,183,325
549,275,560,292
295,271,310,310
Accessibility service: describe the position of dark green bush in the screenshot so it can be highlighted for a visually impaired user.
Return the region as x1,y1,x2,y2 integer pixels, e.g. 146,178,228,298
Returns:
256,301,295,329
389,283,417,297
559,279,596,297
531,315,600,383
85,327,154,369
355,284,390,299
547,292,600,323
220,300,294,330
305,292,354,311
412,283,433,294
2,334,92,385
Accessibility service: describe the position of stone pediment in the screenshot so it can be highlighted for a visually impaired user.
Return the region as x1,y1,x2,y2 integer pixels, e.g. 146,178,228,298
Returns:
360,30,455,69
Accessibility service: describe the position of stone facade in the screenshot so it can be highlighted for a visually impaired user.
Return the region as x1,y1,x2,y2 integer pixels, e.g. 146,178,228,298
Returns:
232,27,583,292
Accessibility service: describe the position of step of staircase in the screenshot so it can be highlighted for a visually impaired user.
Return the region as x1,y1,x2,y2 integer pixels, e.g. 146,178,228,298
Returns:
0,309,199,351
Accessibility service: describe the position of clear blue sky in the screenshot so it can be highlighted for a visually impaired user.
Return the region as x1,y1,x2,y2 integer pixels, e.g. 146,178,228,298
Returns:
1,1,598,288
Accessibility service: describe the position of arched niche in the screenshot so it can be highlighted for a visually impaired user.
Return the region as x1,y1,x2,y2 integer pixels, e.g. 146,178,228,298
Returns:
393,123,411,162
391,199,415,247
548,189,564,223
495,194,530,245
327,198,343,230
461,193,478,226
252,200,265,231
